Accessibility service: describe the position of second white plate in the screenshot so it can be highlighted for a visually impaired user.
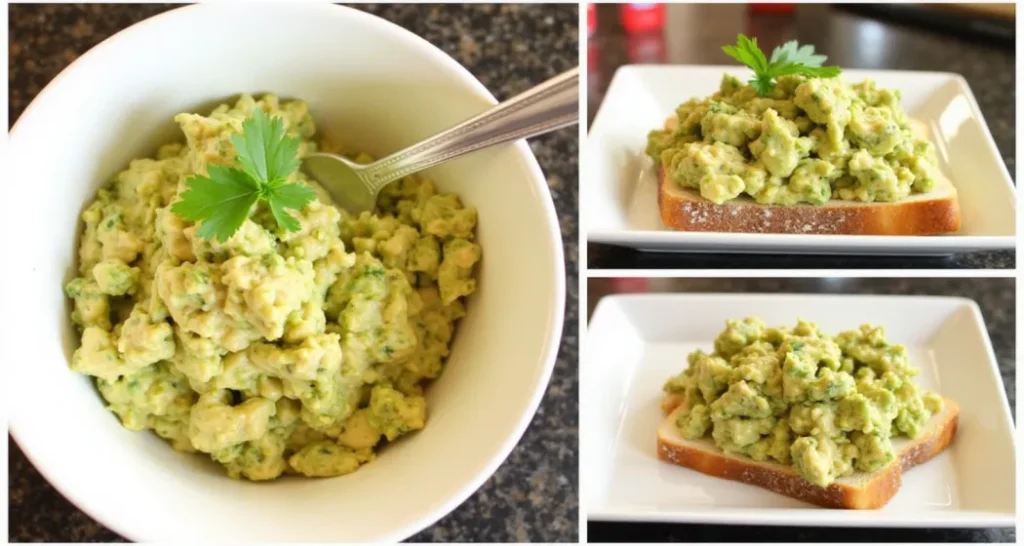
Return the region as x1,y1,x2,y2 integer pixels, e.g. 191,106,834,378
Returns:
585,65,1016,255
583,293,1015,527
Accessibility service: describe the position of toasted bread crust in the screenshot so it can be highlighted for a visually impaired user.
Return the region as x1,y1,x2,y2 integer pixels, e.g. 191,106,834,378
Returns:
657,168,963,235
656,399,959,509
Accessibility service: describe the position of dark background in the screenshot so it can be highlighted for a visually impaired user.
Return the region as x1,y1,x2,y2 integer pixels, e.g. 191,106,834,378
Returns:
8,3,579,543
586,277,1015,543
587,3,1016,269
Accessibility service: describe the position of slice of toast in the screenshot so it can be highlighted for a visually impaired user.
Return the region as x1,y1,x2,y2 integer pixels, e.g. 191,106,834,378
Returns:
655,117,962,235
656,398,959,509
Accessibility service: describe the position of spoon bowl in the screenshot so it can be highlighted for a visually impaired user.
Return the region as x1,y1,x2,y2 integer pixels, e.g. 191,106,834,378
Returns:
302,153,379,213
302,68,578,213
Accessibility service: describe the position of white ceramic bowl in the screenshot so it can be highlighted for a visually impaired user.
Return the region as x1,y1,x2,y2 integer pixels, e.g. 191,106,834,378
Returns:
5,4,565,542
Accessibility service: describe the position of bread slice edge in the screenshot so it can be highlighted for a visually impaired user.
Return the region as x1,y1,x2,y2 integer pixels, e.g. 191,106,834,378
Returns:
657,169,962,235
656,398,960,509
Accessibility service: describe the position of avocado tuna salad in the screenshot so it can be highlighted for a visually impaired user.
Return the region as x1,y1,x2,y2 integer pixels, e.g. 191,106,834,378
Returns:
64,94,481,480
663,318,944,488
646,74,943,206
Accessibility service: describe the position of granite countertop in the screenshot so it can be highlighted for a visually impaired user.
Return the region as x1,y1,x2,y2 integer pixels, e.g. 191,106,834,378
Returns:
587,4,1016,269
8,4,579,543
586,277,1015,543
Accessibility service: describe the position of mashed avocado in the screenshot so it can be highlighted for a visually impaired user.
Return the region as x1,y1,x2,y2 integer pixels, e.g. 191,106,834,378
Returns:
64,94,481,480
664,318,943,488
646,74,941,205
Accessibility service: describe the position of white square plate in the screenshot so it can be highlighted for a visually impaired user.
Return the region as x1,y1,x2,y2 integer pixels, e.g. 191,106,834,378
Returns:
585,66,1016,255
583,294,1015,527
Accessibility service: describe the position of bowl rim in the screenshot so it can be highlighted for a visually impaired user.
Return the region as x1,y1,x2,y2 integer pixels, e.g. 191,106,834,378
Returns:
8,3,566,542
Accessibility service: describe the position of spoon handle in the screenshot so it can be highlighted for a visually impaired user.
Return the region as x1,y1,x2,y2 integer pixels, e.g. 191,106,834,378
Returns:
360,67,579,190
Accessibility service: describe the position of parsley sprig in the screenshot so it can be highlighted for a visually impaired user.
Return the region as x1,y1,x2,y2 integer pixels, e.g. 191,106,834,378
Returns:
171,109,317,242
721,34,841,97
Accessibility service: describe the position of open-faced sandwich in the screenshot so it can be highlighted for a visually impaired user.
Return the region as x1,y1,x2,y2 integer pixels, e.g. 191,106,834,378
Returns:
657,317,958,509
645,35,961,235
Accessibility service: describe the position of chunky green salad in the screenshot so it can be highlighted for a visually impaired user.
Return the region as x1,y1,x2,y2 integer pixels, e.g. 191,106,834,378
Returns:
646,36,942,206
64,94,481,480
663,318,944,488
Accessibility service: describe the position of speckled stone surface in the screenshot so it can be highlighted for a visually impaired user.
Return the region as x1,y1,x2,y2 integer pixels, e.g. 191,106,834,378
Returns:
586,277,1015,543
8,3,579,543
587,4,1015,269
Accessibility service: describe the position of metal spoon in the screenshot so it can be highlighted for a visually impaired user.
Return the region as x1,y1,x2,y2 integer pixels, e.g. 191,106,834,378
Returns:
301,67,578,213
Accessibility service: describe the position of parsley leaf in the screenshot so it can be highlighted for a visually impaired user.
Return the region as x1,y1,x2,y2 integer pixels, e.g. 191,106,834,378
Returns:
750,74,775,98
230,109,301,183
171,108,317,242
769,40,828,68
721,34,841,97
722,34,769,75
780,63,842,79
265,179,318,233
171,166,261,242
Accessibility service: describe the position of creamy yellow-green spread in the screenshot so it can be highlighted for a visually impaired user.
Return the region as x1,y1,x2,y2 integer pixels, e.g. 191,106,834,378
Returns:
64,94,481,480
646,74,942,205
664,318,943,487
